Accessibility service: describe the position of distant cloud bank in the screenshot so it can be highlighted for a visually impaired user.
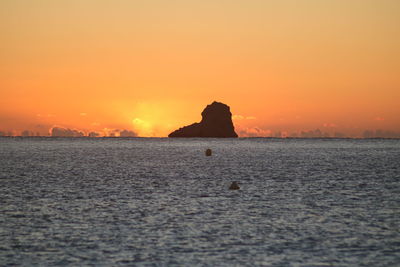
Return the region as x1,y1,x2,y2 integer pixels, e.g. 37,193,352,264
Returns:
51,127,84,137
47,127,138,137
0,127,399,138
119,130,137,137
236,127,400,139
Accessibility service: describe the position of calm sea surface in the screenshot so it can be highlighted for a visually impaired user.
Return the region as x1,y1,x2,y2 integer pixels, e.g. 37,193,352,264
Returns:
0,137,399,266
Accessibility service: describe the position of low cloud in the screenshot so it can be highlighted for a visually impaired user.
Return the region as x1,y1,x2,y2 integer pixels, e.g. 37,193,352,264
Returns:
237,127,272,137
233,115,257,121
51,126,84,137
21,130,37,137
88,132,100,137
299,129,330,138
363,130,400,138
102,128,138,137
36,114,55,118
0,130,17,136
119,129,137,137
232,115,244,120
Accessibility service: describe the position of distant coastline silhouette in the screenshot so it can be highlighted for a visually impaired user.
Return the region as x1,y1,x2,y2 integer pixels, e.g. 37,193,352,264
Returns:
168,101,238,138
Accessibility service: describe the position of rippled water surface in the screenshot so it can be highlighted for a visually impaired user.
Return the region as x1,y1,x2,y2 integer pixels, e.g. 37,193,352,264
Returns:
1,137,399,266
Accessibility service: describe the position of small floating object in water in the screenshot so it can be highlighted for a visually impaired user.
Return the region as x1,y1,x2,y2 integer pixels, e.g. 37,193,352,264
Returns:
205,148,212,156
229,181,240,190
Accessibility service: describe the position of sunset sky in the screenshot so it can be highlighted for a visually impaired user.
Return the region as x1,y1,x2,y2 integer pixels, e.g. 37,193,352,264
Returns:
1,0,399,137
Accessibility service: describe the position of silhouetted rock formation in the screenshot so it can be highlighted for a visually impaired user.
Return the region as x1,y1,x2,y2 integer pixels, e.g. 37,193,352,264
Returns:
168,101,238,138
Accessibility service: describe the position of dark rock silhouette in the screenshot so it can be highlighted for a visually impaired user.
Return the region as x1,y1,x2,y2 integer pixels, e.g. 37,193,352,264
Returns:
205,148,212,156
229,181,240,190
168,101,238,138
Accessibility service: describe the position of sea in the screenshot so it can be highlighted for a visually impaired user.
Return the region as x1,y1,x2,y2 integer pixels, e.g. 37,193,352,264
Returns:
0,137,399,266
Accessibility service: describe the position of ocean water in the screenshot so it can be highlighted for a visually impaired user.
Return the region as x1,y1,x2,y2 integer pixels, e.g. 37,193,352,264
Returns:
0,137,399,266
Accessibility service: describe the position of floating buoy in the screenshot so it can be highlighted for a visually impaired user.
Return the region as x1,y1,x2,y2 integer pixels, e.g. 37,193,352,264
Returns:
205,148,212,156
229,181,240,190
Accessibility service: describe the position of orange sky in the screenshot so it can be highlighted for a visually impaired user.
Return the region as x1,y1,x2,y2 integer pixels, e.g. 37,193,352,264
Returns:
1,0,399,137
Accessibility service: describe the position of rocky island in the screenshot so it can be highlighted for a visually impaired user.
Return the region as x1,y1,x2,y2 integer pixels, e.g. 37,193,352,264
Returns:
168,101,238,138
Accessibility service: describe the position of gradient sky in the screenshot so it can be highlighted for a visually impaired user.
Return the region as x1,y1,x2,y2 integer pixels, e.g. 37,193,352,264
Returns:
1,0,399,137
